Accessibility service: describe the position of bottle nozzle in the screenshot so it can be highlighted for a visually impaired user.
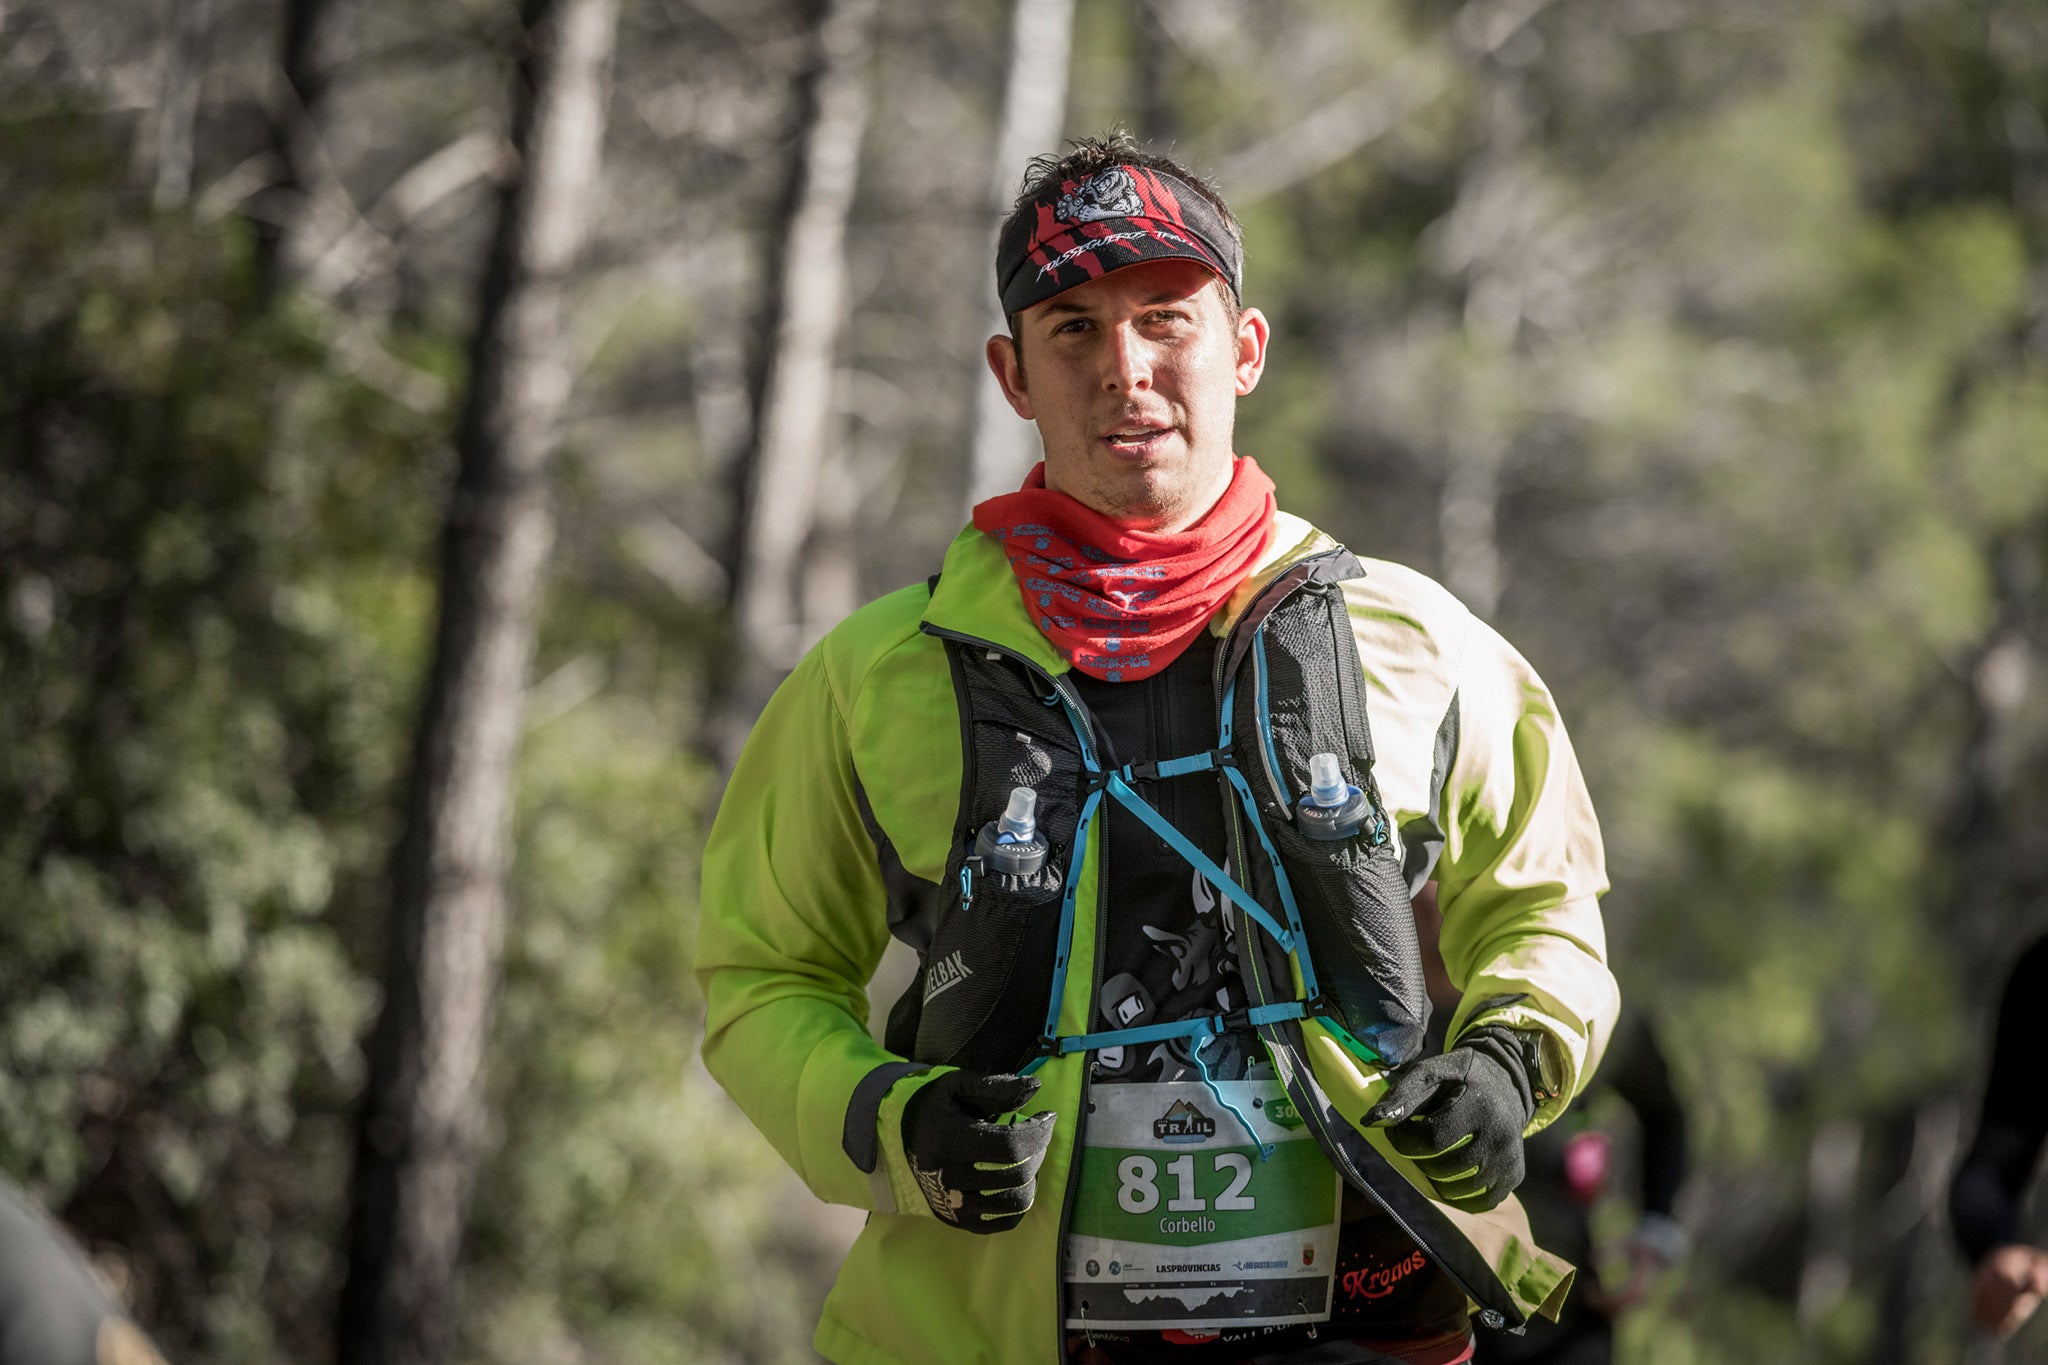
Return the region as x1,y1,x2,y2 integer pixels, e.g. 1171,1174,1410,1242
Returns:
998,786,1038,840
975,785,1049,878
1298,752,1377,842
1308,753,1347,808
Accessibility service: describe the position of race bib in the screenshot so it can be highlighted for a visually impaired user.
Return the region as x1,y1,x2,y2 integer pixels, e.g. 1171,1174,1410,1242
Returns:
1062,1079,1341,1332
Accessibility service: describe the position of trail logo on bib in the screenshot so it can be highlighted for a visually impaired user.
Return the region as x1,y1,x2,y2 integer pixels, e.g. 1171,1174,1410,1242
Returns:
1153,1100,1217,1143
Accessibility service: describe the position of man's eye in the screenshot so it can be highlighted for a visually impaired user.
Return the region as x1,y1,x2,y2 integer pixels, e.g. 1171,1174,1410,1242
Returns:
1052,318,1090,334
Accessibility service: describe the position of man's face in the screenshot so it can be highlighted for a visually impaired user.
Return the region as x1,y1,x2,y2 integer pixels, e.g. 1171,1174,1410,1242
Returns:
986,258,1269,531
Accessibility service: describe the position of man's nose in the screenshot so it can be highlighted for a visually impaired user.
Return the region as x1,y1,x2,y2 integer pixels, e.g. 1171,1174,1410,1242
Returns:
1101,323,1153,392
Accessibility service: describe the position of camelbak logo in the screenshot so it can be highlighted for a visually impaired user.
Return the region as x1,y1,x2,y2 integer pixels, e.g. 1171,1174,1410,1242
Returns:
924,951,974,1003
1153,1099,1217,1143
1056,167,1142,224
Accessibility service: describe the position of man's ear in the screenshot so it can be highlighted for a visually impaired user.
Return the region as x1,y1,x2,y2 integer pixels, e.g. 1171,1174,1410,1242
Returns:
1234,306,1271,397
986,334,1034,421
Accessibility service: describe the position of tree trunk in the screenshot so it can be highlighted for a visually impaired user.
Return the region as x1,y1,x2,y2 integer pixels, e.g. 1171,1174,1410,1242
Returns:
256,0,352,293
1868,1097,1965,1363
1131,0,1174,146
719,0,879,761
333,1,616,1362
1796,1117,1863,1329
147,0,214,209
800,441,862,639
962,0,1073,518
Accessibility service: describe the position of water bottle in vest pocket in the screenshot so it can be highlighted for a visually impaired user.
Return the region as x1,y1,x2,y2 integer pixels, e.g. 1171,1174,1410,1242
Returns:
1231,584,1430,1064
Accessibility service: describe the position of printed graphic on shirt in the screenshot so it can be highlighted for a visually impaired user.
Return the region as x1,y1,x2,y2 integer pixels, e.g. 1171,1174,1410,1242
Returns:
1092,861,1258,1085
1063,1080,1340,1331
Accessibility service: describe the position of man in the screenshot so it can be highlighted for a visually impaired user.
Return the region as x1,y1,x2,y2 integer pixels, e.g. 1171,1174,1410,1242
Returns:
1950,933,2048,1340
698,133,1618,1364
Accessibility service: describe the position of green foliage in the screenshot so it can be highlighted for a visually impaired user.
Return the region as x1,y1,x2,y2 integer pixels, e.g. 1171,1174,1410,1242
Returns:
458,657,836,1365
1618,1284,1816,1365
1621,732,1962,1168
0,106,444,1358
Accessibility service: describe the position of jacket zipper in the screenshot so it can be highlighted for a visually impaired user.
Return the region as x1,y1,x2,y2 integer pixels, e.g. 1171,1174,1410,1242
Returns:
918,623,1103,1358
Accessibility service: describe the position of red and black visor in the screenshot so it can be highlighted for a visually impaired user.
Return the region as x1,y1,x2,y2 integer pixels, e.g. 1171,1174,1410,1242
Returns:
995,163,1243,316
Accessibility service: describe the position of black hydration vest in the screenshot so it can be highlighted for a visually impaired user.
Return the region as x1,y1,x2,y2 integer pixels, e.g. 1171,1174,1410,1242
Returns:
889,545,1524,1329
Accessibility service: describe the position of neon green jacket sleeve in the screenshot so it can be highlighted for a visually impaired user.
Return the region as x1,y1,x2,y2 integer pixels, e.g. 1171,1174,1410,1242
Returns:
1430,615,1615,1125
1339,555,1616,1130
695,643,901,1211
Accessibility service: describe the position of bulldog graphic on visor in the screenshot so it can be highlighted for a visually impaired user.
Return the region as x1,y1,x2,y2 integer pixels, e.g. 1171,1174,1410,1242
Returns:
1055,167,1143,224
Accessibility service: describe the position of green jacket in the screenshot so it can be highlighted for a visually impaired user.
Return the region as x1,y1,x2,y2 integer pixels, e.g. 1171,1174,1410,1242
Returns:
697,513,1619,1364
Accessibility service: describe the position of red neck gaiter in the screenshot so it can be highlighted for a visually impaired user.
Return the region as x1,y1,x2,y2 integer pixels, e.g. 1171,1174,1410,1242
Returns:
971,458,1277,682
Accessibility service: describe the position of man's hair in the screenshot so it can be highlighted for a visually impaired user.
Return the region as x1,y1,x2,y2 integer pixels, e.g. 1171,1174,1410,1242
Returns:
1000,129,1243,366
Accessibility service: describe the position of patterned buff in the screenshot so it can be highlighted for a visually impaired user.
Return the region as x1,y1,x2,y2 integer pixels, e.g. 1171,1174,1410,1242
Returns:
971,458,1277,682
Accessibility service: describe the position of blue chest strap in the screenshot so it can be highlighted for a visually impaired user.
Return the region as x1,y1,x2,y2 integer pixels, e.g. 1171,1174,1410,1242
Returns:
1021,654,1352,1076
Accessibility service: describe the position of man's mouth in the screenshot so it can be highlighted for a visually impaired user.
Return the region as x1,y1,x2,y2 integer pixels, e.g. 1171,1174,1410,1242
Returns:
1100,424,1174,455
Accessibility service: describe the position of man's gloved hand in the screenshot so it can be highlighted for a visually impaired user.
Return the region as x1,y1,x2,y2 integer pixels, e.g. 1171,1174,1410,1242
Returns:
1363,1025,1540,1213
901,1070,1056,1233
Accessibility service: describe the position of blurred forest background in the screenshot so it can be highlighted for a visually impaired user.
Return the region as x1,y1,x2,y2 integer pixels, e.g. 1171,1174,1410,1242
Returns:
3,0,2048,1362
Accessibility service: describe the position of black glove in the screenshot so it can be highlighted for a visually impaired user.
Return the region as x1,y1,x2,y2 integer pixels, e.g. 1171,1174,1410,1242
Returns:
901,1070,1056,1234
1363,1026,1540,1212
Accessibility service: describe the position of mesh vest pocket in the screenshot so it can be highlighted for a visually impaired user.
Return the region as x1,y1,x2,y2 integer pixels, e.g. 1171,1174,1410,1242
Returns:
1264,818,1429,1064
1229,584,1431,1065
907,643,1089,1072
911,851,1065,1071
